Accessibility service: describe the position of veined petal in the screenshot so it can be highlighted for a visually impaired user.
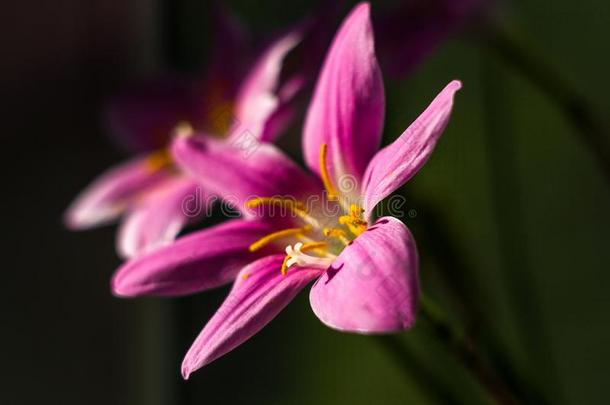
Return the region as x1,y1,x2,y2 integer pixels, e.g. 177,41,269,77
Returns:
116,177,203,259
111,219,277,297
105,77,198,152
182,255,321,377
302,3,384,183
362,80,461,215
171,134,318,210
229,30,302,143
64,156,172,230
309,217,419,333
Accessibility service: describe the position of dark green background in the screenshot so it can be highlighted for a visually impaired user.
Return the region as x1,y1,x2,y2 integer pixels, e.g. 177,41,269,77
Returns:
3,0,609,404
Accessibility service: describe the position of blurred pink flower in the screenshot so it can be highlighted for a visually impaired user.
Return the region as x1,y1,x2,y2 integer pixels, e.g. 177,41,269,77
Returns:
64,10,302,259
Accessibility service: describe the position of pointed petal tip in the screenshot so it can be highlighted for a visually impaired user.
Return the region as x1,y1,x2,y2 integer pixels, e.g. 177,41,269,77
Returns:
110,272,132,298
181,348,209,380
110,263,147,298
62,203,112,230
181,363,192,380
448,79,463,91
344,2,373,34
353,2,371,17
62,209,80,230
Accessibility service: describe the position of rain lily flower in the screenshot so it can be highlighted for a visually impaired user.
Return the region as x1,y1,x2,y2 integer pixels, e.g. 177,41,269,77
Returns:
64,12,302,258
111,2,461,378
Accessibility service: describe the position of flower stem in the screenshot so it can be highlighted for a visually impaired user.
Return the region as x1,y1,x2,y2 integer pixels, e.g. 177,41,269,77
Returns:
481,22,610,184
419,294,517,405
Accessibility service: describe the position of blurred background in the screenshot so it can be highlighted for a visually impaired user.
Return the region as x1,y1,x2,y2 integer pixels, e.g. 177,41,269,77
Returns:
3,0,609,404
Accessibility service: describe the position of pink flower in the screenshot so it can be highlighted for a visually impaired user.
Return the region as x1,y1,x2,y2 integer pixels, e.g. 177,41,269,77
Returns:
112,3,461,378
64,11,302,259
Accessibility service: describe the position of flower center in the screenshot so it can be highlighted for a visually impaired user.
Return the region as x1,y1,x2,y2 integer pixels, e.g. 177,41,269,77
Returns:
246,144,368,275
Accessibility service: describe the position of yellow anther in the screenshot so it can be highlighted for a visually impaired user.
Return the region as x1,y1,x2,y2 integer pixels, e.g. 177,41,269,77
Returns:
338,203,367,236
248,225,312,252
145,149,173,172
349,204,364,217
245,197,307,216
280,255,291,276
319,144,338,201
241,272,250,280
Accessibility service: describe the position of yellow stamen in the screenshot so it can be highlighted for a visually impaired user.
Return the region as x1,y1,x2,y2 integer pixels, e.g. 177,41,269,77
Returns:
319,144,338,200
145,149,173,172
349,204,364,217
300,241,328,253
300,241,328,256
323,227,349,245
280,255,291,276
241,272,250,280
246,197,306,216
249,225,312,252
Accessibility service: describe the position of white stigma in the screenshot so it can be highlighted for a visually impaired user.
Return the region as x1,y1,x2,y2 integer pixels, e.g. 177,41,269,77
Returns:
284,243,333,270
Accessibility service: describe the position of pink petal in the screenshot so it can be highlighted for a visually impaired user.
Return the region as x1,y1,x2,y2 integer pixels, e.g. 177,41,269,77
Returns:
362,80,461,215
229,29,302,143
111,219,278,297
309,216,419,333
182,255,321,377
116,177,203,259
171,134,319,210
64,156,172,230
302,3,384,183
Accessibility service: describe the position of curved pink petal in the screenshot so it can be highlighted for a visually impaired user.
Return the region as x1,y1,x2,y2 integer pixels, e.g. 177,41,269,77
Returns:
229,30,302,143
171,134,319,210
116,177,203,259
182,255,321,377
302,3,384,183
309,216,419,333
112,219,278,297
362,80,461,215
64,156,172,230
105,76,199,152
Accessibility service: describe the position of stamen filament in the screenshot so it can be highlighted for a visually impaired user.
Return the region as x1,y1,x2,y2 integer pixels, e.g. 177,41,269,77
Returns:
248,225,312,252
319,144,338,201
280,256,291,276
300,241,328,252
246,197,306,212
